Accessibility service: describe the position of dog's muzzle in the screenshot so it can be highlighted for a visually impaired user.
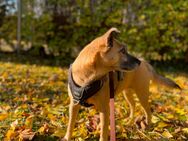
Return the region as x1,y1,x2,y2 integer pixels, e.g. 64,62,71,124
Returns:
120,53,141,71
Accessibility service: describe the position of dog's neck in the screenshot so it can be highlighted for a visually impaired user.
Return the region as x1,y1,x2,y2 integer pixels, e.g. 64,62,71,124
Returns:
71,40,109,86
72,63,108,87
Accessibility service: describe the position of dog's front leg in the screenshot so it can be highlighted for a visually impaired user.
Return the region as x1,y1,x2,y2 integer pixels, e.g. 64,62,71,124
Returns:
98,104,110,141
63,99,80,141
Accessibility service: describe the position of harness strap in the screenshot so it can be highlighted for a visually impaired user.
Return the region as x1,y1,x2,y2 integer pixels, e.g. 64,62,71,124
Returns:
68,66,104,107
116,71,124,81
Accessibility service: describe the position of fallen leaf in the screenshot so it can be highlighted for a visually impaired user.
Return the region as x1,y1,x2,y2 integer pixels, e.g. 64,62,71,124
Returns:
182,128,188,134
162,130,173,138
10,120,19,131
19,129,35,141
165,113,174,120
52,128,65,137
5,129,17,141
86,115,100,132
0,113,8,121
174,127,181,133
157,121,169,128
152,115,160,124
25,115,34,129
48,113,56,121
175,108,186,116
140,120,147,130
38,123,50,134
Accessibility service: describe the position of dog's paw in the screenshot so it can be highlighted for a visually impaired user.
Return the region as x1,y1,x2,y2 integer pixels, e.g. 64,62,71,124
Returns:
134,116,149,130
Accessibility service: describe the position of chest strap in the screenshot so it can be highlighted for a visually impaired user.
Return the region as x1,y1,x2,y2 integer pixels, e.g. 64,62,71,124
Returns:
68,66,104,107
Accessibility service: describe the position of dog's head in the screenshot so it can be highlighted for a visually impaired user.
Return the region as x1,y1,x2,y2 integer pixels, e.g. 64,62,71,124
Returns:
97,28,141,71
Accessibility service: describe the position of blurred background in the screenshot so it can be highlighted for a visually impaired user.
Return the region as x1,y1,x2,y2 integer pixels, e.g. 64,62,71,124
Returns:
1,0,188,65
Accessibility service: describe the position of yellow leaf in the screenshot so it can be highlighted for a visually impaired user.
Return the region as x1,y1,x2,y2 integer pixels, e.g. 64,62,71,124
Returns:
157,121,169,128
51,120,62,127
0,113,8,121
165,113,174,119
25,115,34,129
38,123,49,134
61,116,68,123
41,108,49,116
175,108,186,116
182,128,188,134
38,126,45,134
21,104,28,109
5,129,16,141
162,130,173,138
151,115,160,124
42,98,49,102
48,113,56,121
52,128,65,137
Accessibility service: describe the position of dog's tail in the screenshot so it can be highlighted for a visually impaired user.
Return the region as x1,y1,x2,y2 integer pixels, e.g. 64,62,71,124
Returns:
145,62,181,90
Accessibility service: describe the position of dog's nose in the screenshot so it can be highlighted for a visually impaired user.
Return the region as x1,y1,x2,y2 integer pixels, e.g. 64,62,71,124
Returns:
129,55,141,66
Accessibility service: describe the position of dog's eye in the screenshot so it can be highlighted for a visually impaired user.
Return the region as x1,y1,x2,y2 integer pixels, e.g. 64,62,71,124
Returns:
120,48,126,54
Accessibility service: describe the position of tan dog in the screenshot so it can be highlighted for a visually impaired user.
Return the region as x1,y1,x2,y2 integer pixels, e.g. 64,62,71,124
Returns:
63,28,140,141
114,60,181,125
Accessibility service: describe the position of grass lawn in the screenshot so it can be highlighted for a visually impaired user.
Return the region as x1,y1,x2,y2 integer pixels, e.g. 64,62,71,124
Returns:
0,54,188,140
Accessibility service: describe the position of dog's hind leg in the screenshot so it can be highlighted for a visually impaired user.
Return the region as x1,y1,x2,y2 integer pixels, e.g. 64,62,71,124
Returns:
135,86,151,125
63,98,80,141
123,90,135,125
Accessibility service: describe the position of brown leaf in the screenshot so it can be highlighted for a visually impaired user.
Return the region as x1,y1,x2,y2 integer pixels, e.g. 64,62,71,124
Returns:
174,127,181,133
86,115,100,132
140,120,147,130
19,129,35,141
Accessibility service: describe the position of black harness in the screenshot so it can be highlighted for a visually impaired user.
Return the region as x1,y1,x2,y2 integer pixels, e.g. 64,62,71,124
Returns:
68,66,104,107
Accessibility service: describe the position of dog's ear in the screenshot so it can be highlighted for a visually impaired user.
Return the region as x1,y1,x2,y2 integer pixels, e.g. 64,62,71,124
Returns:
104,28,120,48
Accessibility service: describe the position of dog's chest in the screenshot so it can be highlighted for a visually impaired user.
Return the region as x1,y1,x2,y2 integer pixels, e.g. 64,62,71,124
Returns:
68,66,106,107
